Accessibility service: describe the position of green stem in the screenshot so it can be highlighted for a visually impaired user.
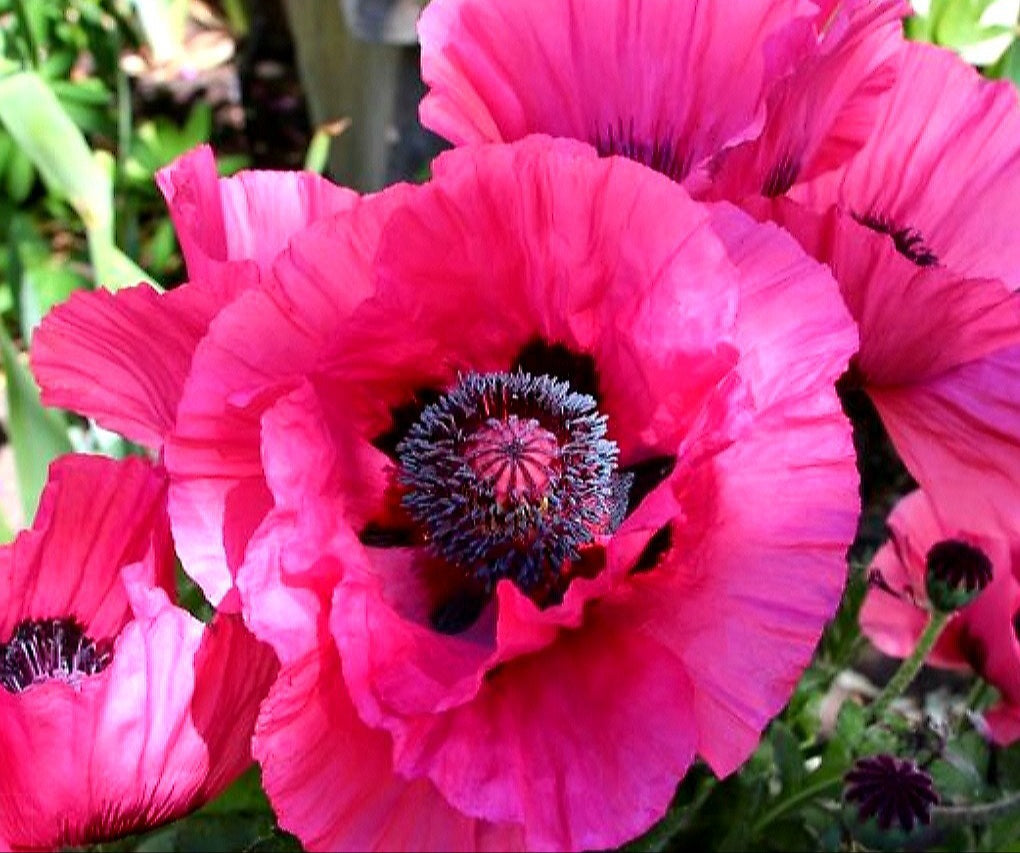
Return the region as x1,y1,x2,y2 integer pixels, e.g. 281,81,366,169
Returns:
964,678,991,712
868,610,950,723
934,791,1020,827
750,776,844,837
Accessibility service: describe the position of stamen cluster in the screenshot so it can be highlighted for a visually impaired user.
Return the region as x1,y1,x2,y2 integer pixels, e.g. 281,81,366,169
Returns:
397,371,624,591
0,617,113,693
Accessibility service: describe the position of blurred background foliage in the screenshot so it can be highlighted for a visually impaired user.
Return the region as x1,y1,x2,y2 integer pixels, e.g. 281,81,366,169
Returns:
0,1,1016,851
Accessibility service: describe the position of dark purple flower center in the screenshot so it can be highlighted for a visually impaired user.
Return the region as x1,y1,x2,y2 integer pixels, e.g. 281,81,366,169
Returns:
0,617,113,693
762,153,801,197
592,118,691,183
853,211,939,268
397,371,627,591
844,754,939,833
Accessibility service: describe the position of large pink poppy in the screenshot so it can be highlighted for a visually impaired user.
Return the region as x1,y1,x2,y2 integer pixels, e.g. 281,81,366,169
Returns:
0,454,278,850
795,40,1020,287
860,489,1020,745
743,197,1020,538
153,138,859,849
31,145,355,449
418,0,908,194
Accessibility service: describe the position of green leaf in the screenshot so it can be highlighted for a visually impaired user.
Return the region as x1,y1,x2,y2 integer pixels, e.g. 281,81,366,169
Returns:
4,145,35,203
19,264,86,340
834,700,867,750
0,506,13,544
0,322,71,520
989,38,1020,86
0,70,111,233
182,100,213,149
770,721,806,792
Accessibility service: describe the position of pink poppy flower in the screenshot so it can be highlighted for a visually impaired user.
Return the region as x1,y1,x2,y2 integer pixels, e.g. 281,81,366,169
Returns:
0,454,279,850
795,40,1020,287
704,0,908,201
159,137,858,849
418,0,908,194
860,489,1020,745
31,145,356,449
745,197,1020,538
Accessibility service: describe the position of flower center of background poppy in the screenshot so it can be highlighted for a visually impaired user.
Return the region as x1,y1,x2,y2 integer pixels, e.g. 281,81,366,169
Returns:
852,211,939,267
0,617,113,693
397,371,626,591
592,118,691,183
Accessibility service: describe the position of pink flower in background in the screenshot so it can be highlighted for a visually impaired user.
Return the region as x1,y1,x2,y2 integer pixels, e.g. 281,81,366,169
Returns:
860,489,1020,744
160,137,858,850
794,40,1020,287
418,0,908,193
704,0,908,200
0,455,278,851
31,145,355,451
746,198,1020,538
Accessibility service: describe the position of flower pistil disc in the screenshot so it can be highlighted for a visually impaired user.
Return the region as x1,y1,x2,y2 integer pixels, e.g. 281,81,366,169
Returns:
397,371,624,592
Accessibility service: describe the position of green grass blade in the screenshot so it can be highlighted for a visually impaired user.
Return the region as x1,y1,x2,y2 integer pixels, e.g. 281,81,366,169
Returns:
0,323,72,521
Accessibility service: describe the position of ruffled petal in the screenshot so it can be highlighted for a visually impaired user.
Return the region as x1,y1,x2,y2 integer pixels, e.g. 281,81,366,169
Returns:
759,201,1020,384
357,139,749,459
188,612,280,797
254,651,524,852
420,0,818,183
165,188,416,607
796,42,1020,287
746,199,1020,536
345,603,698,851
625,322,856,777
237,381,390,663
871,347,1020,538
706,0,908,200
156,145,358,282
31,276,252,448
0,455,172,642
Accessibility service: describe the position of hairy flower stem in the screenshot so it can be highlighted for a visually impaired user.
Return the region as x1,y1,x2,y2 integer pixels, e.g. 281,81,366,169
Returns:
935,791,1020,827
867,610,951,723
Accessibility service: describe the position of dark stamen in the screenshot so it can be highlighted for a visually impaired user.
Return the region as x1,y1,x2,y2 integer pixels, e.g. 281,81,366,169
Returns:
853,211,939,268
0,617,113,693
762,153,800,197
592,118,691,183
512,340,600,402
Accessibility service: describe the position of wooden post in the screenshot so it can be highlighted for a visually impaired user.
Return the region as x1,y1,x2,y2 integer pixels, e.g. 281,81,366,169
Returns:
281,0,439,191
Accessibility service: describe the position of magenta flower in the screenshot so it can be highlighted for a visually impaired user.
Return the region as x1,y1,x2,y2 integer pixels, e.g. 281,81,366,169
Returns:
0,455,278,850
795,41,1020,287
860,490,1020,744
745,196,1020,538
32,145,355,451
124,138,862,850
419,0,908,195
